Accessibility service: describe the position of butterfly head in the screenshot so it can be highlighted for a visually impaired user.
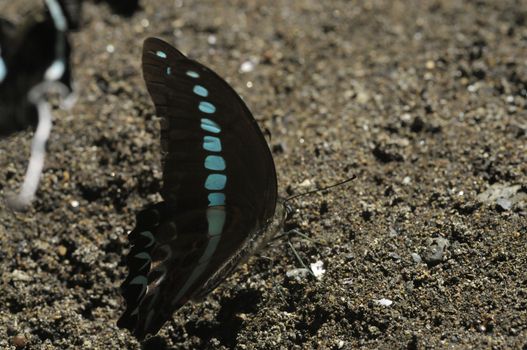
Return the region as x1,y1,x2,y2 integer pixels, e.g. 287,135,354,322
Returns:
284,201,294,222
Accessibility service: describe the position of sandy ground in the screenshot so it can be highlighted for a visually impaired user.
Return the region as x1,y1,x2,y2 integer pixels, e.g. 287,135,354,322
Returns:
0,0,526,349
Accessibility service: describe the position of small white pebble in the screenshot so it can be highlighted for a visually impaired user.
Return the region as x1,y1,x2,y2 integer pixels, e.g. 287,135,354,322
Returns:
374,298,393,306
240,60,255,73
207,35,217,45
298,179,313,187
70,200,79,208
106,44,115,53
342,277,353,285
141,19,149,27
402,176,411,185
11,269,32,281
401,113,412,122
310,260,326,280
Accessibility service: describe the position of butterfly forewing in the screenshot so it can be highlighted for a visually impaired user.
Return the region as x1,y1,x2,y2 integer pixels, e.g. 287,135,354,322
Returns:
119,38,278,340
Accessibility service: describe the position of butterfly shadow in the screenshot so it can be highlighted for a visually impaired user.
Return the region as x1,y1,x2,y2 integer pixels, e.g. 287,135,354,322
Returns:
140,288,262,349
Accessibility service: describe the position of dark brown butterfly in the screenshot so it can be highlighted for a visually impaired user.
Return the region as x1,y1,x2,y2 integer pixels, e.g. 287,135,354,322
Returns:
118,38,285,340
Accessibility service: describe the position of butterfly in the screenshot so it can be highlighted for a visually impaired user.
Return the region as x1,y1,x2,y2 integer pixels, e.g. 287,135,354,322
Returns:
118,37,287,340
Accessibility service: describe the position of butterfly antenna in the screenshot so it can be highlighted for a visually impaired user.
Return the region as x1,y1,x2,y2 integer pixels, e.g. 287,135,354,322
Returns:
285,175,356,203
272,228,328,246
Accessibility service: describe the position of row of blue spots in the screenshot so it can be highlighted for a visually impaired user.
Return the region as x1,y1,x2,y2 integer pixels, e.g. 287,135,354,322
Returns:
186,69,227,208
169,68,228,306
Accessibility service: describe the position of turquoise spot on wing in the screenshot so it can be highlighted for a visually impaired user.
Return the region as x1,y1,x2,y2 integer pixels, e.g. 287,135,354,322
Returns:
156,51,167,58
139,231,155,248
193,85,208,97
0,58,6,82
200,118,221,133
133,252,151,270
208,193,226,206
166,67,171,75
206,208,226,236
204,155,226,171
205,174,227,190
186,70,199,78
199,101,216,114
203,136,222,152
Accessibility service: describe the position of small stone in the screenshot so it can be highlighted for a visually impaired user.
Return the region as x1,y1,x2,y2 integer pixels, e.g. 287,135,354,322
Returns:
388,252,401,260
374,298,393,306
425,60,435,69
298,179,313,188
57,245,68,257
477,184,526,211
310,260,325,280
240,59,256,73
423,237,449,266
286,268,310,280
356,91,370,104
12,334,27,348
401,113,412,122
207,35,217,45
496,197,512,210
411,253,422,263
10,270,31,282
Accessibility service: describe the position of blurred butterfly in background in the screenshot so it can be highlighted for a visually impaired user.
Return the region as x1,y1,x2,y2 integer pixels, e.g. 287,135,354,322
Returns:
118,38,287,340
0,0,76,137
0,0,78,208
0,0,140,208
